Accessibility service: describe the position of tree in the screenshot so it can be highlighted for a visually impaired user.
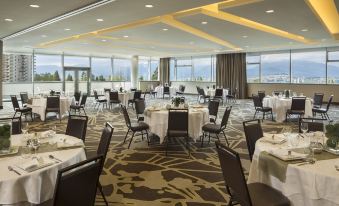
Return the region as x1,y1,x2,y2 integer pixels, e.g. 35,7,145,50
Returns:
66,74,73,81
81,71,88,81
151,67,158,80
53,71,61,81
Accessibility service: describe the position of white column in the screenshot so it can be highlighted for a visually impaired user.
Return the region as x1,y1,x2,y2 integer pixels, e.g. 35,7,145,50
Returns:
0,40,3,109
131,55,138,89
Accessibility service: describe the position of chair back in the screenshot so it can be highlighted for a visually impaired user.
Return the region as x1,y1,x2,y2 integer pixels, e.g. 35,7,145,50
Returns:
97,122,114,161
121,106,131,127
208,100,219,116
164,86,170,93
243,119,263,161
104,88,111,93
326,95,334,111
212,85,216,89
79,94,87,106
252,95,263,108
273,91,281,96
93,90,99,100
215,142,253,206
109,91,119,101
10,95,20,110
65,115,88,142
313,93,324,107
135,99,146,115
133,91,142,100
53,155,103,206
46,96,60,110
258,91,265,102
298,118,325,133
220,106,232,130
291,97,306,111
0,117,22,135
74,92,81,102
196,86,201,94
130,88,137,92
199,88,206,96
20,92,29,105
168,109,188,132
179,85,185,93
215,88,223,97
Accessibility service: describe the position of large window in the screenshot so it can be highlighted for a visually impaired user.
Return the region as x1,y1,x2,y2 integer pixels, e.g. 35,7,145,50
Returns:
150,60,159,80
261,52,290,83
291,50,326,84
113,59,131,81
34,54,62,82
64,56,90,67
138,59,150,81
246,54,260,83
328,50,339,84
193,57,212,81
91,58,111,81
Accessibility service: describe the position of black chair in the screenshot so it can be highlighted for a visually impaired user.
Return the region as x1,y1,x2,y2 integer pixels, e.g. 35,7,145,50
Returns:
45,96,61,122
258,91,265,102
273,91,282,96
313,93,324,109
298,117,326,133
52,155,104,206
312,95,333,120
130,88,137,92
0,117,22,135
213,88,224,104
176,85,186,96
215,142,291,206
74,91,81,103
285,97,306,122
149,86,157,98
70,93,87,115
201,106,231,147
20,92,29,107
252,95,273,121
65,115,88,142
109,91,121,109
94,90,107,109
135,99,146,122
198,88,210,103
96,122,114,206
128,90,142,109
104,88,111,93
163,86,170,99
208,100,219,123
10,95,33,121
121,105,149,149
166,109,189,156
243,119,263,161
226,88,237,103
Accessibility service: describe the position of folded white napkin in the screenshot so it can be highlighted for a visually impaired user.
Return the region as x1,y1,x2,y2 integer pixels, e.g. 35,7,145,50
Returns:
262,134,286,144
268,149,308,161
17,159,39,171
40,130,54,138
57,138,83,149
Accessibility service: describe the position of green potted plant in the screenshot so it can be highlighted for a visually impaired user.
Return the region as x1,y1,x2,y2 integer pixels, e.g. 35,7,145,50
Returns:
172,97,181,107
325,123,339,150
0,120,11,153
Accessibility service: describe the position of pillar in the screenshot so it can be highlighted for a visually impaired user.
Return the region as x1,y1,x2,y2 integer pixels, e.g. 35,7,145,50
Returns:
0,40,3,109
131,55,138,89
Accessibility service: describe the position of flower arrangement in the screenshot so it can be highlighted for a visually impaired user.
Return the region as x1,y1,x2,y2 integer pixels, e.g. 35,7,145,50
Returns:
50,89,55,96
0,122,11,152
172,97,181,107
325,123,339,149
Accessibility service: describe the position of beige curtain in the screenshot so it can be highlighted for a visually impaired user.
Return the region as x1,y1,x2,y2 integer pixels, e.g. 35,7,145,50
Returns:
216,53,247,99
159,58,170,85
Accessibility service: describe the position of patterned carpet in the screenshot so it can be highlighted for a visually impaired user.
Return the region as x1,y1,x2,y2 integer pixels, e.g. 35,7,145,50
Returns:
2,96,338,206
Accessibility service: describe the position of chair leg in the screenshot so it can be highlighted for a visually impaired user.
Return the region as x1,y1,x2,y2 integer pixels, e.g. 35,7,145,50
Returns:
98,182,108,206
165,136,170,156
271,110,274,121
82,108,87,116
262,111,265,121
208,133,211,144
123,129,130,143
222,131,229,146
30,112,33,121
201,132,205,147
146,130,149,146
253,110,257,120
128,132,135,149
13,111,17,119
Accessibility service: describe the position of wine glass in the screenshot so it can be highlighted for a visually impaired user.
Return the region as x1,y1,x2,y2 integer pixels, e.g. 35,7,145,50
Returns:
300,122,308,134
30,133,40,158
21,122,29,134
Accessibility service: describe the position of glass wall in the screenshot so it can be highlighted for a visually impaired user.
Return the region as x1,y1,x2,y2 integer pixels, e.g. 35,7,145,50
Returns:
138,57,159,81
113,59,131,81
91,58,111,81
64,56,90,67
150,59,159,81
246,47,339,84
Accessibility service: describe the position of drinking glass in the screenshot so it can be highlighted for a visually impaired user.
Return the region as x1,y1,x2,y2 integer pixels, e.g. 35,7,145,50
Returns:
290,134,300,148
21,122,29,134
21,146,31,159
300,122,308,134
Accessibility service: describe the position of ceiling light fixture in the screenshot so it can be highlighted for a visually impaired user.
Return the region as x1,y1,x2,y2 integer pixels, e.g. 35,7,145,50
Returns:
4,18,13,22
162,28,168,31
41,35,47,38
97,18,104,22
301,29,308,32
265,10,274,13
64,28,71,31
123,35,129,38
201,21,208,25
242,35,248,38
101,39,107,42
145,5,153,8
30,5,40,8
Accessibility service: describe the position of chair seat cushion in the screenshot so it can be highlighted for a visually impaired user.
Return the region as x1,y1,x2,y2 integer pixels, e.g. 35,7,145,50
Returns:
17,107,32,112
97,99,107,103
258,107,272,112
312,108,326,113
287,109,304,114
167,130,188,137
202,123,221,133
130,122,149,131
110,100,121,104
248,183,290,206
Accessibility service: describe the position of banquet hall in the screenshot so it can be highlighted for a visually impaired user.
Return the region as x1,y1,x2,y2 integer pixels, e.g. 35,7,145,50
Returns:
0,0,339,205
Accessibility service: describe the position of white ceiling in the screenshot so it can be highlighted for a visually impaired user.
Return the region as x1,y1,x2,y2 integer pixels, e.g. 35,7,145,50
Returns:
2,0,339,57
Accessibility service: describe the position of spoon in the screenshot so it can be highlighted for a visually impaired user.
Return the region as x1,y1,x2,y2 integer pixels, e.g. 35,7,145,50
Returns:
8,166,21,175
49,155,62,163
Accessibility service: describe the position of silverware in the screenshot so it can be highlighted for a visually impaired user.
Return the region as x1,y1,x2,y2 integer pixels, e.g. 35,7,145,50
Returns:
8,166,21,175
297,159,315,166
49,155,62,163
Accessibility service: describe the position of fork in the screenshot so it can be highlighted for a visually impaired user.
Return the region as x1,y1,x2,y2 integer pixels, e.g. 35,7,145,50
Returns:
8,166,21,175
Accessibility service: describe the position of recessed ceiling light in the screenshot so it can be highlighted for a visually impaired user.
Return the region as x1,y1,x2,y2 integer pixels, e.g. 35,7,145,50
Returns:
30,4,40,8
321,38,327,42
162,28,168,31
96,18,104,22
242,35,248,38
64,28,71,31
41,35,47,38
265,10,274,13
189,41,195,45
145,4,153,8
123,35,129,38
4,18,13,22
244,46,249,48
301,29,308,32
81,42,89,45
201,21,208,25
101,39,107,42
150,46,155,49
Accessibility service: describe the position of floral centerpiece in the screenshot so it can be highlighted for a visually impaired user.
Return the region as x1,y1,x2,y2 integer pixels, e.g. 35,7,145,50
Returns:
172,97,181,107
50,89,55,96
325,123,339,149
119,87,123,93
0,120,11,153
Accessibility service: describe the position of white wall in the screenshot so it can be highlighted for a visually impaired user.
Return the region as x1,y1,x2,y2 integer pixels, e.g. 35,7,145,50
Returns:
171,81,216,94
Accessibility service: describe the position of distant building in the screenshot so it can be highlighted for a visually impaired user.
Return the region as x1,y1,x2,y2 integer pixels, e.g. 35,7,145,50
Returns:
2,54,32,82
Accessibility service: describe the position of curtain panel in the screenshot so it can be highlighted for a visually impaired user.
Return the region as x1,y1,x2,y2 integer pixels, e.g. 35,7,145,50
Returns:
159,58,170,84
216,53,247,99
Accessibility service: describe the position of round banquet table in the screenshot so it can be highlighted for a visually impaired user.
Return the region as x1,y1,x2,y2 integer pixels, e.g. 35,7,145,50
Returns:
263,96,313,122
27,96,74,121
154,86,177,98
206,89,229,97
105,91,134,107
0,134,86,205
248,133,339,206
144,107,209,143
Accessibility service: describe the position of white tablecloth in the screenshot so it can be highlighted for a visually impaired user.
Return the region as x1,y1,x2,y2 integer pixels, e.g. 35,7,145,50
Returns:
144,107,209,143
105,92,134,107
206,89,229,97
0,134,86,205
248,133,339,206
154,86,177,98
27,97,73,121
263,96,313,122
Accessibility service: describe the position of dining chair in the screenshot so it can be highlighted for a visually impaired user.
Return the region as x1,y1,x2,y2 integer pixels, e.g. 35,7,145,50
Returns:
121,105,149,149
135,99,146,122
0,117,22,135
258,91,265,102
213,88,224,104
53,155,104,206
198,88,210,103
243,119,263,161
94,90,108,110
208,100,219,124
176,85,185,96
130,88,137,92
45,96,61,122
298,117,326,133
252,94,273,121
166,109,189,156
10,95,33,121
285,97,306,122
74,91,81,103
312,95,333,120
104,88,111,93
96,122,114,206
313,93,324,109
65,115,88,142
128,90,141,109
163,86,170,99
70,93,87,115
109,91,121,109
19,92,29,107
226,88,237,103
215,142,291,206
201,106,232,147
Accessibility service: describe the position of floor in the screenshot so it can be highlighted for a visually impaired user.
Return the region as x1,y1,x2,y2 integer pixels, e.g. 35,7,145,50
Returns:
1,95,338,206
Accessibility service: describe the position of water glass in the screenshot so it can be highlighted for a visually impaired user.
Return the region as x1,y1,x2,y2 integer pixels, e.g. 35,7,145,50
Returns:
300,122,308,134
21,146,31,159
